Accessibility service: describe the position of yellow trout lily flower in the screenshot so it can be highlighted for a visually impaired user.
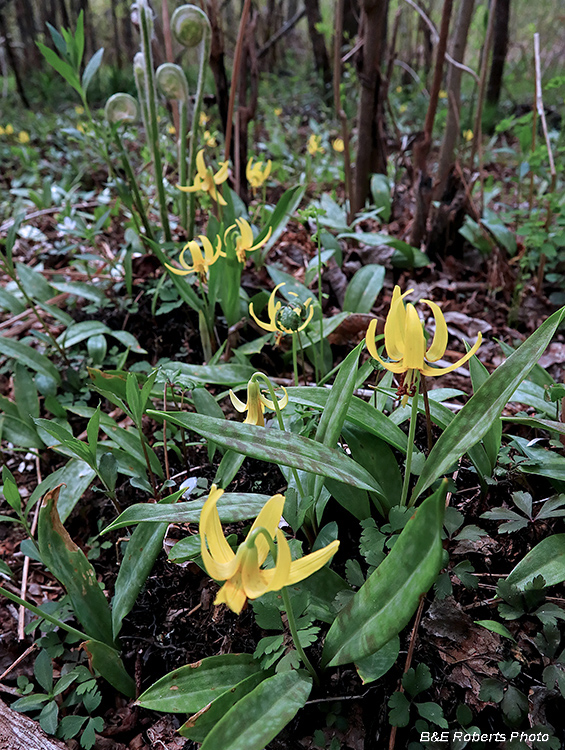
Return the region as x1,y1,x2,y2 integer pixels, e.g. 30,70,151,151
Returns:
307,134,324,156
178,149,229,205
332,137,345,153
226,218,272,264
229,378,288,426
165,235,224,278
200,485,340,614
366,285,482,398
246,157,272,191
249,283,314,343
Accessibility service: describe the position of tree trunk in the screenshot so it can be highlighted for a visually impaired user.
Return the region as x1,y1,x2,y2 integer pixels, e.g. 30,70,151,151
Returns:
206,0,231,140
435,0,475,199
14,0,40,69
409,0,453,249
342,0,359,40
486,0,510,110
351,0,389,216
58,0,70,30
0,698,68,750
304,0,332,91
0,10,30,106
110,0,122,68
121,0,135,62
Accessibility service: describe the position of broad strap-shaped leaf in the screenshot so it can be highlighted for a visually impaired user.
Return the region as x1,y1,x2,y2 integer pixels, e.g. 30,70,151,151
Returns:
308,344,362,502
0,337,61,384
112,496,177,638
136,654,261,713
147,410,383,495
199,670,312,750
180,672,271,742
411,306,565,502
38,486,114,647
343,264,385,314
286,387,407,453
506,535,565,590
160,361,256,387
322,482,446,667
102,492,274,533
81,640,135,698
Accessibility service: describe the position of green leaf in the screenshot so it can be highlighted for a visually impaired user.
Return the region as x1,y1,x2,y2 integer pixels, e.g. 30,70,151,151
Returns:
286,387,408,453
343,264,385,314
37,486,114,646
478,677,505,703
370,174,391,222
0,415,43,449
0,337,61,383
36,42,82,94
87,334,107,365
416,702,448,728
0,287,26,314
102,492,273,533
308,344,362,502
168,534,201,563
179,672,271,742
38,700,59,735
57,715,88,740
112,496,177,638
57,321,110,348
411,305,565,501
34,649,54,692
355,636,399,684
162,361,255,387
403,664,432,697
27,460,96,524
260,185,307,257
506,535,565,591
81,640,135,698
475,620,516,642
147,410,383,495
199,670,312,750
13,365,40,425
322,482,446,667
469,352,502,473
50,280,107,304
388,691,410,727
15,262,55,302
2,466,21,512
34,419,93,466
82,47,104,93
136,654,261,713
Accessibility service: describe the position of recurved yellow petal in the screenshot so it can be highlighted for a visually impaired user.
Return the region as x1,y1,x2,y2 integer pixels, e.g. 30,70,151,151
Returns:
287,539,339,585
421,299,448,362
421,331,483,376
402,303,427,370
249,493,285,563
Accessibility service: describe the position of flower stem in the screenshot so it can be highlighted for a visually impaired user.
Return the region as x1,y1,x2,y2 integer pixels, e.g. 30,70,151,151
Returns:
254,373,306,500
400,372,420,507
292,334,299,386
281,586,319,685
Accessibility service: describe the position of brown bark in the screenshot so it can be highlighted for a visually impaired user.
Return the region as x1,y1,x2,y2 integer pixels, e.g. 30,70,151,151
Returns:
351,0,389,216
0,698,68,750
304,0,332,91
14,0,40,69
409,0,453,249
110,0,122,69
0,10,30,107
435,0,475,199
207,0,230,140
486,0,510,109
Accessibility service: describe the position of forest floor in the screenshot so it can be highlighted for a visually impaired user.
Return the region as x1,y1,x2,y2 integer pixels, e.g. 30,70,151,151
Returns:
1,145,565,750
